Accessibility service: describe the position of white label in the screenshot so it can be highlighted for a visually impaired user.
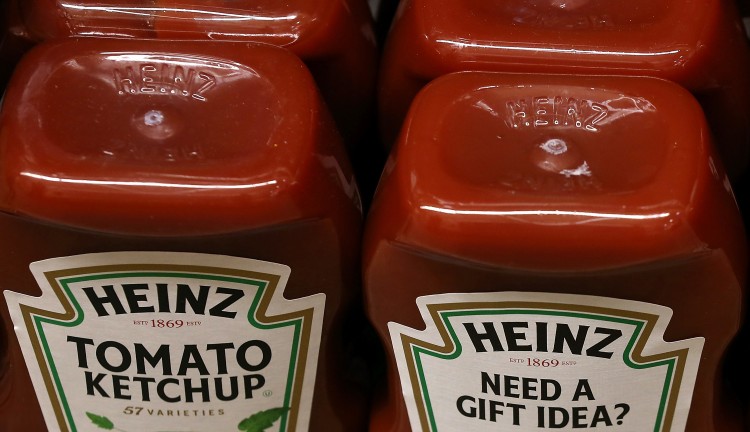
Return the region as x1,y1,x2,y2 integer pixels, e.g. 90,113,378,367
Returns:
389,292,703,432
5,252,325,432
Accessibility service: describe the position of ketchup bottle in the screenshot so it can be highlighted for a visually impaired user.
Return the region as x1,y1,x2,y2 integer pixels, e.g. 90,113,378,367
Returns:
365,72,747,431
0,38,365,432
15,0,378,149
378,0,750,180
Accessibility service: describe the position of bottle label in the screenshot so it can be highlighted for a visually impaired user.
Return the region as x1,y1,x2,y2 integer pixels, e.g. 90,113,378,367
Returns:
389,292,703,431
5,252,325,432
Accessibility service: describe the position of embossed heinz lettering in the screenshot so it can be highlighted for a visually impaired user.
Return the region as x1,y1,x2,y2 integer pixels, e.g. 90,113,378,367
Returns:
506,97,608,131
113,63,217,101
512,11,615,30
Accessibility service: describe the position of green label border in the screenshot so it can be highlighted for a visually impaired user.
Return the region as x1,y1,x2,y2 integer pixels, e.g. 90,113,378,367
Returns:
19,264,316,432
398,301,690,432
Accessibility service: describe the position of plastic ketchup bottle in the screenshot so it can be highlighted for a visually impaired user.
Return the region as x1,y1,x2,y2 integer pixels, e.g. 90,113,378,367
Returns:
365,72,747,432
0,38,365,432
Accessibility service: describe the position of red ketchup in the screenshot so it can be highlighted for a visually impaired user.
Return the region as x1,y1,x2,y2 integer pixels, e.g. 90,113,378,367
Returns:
15,0,378,148
365,72,747,431
379,0,750,179
0,38,365,432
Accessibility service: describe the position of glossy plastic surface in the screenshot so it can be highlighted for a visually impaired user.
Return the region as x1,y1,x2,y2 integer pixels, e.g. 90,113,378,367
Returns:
21,0,364,47
18,0,378,148
0,38,365,431
379,0,750,178
364,72,747,431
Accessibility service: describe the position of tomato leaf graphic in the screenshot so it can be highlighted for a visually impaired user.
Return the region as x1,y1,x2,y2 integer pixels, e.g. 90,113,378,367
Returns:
86,412,114,430
238,407,290,432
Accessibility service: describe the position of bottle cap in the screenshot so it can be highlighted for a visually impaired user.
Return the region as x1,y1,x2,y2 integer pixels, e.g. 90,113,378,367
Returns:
378,72,743,271
0,38,333,235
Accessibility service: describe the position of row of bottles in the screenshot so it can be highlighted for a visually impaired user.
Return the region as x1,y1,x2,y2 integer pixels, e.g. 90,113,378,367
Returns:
0,1,749,431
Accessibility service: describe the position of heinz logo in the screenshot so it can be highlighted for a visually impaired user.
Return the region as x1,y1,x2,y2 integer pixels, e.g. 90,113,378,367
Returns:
505,97,608,131
82,282,245,318
113,63,217,101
